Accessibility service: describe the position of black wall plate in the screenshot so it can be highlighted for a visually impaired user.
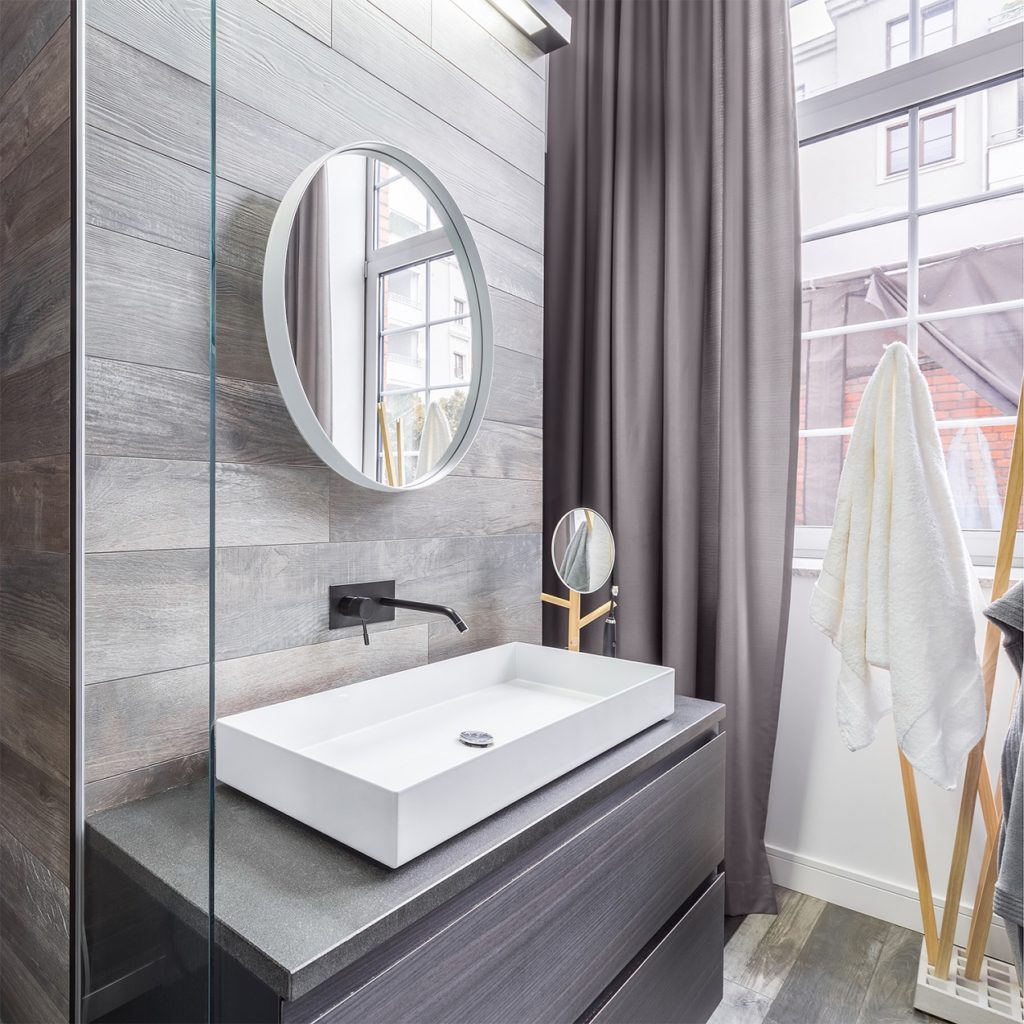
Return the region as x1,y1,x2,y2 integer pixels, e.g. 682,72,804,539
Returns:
329,580,396,630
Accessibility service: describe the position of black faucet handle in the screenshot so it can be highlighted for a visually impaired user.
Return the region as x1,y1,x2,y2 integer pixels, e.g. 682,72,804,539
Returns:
337,595,374,645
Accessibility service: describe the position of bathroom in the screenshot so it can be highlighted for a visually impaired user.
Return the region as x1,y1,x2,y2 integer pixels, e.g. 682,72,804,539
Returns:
0,0,1022,1021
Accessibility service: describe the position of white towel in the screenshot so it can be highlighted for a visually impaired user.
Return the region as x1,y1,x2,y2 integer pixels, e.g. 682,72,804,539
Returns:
809,343,985,790
415,401,453,480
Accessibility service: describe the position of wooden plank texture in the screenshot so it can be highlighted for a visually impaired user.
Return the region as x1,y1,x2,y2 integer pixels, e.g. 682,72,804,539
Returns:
215,0,544,247
0,827,69,1019
368,0,430,42
85,624,428,782
84,227,208,374
1,117,69,264
214,533,540,660
292,737,725,1024
0,654,71,787
85,750,209,815
429,0,546,130
0,220,71,375
0,455,70,553
0,353,71,462
84,548,209,682
427,599,540,660
0,0,69,95
724,888,827,1001
0,18,70,177
592,877,724,1024
86,458,330,551
0,548,70,688
261,0,331,42
0,744,71,886
330,0,545,173
763,903,892,1024
486,346,542,428
328,474,541,542
446,0,548,76
450,420,543,480
82,0,546,802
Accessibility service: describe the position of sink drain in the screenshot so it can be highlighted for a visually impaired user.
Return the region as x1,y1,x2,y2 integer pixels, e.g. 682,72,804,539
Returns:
459,730,494,748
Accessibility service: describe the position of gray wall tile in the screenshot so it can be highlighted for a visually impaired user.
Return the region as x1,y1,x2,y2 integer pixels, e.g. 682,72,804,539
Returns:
83,0,546,810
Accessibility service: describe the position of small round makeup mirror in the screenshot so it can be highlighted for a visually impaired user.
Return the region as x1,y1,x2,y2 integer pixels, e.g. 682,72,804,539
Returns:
551,508,615,595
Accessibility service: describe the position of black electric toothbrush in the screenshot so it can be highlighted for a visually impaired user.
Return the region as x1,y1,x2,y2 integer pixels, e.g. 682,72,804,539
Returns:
602,585,618,658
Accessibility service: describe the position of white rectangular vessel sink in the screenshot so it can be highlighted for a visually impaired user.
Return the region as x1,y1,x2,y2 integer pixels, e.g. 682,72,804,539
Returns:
216,642,674,868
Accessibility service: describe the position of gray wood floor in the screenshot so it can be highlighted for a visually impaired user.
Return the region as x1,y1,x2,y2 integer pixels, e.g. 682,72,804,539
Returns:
711,888,942,1024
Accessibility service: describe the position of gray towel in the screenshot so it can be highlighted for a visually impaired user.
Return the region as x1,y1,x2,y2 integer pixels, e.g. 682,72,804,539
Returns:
985,581,1023,985
558,521,591,593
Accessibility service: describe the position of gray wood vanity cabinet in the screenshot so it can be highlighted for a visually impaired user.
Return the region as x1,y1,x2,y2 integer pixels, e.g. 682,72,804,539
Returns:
88,697,725,1024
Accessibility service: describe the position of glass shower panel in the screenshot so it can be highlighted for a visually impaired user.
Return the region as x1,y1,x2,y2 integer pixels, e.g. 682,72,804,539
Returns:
80,0,214,1020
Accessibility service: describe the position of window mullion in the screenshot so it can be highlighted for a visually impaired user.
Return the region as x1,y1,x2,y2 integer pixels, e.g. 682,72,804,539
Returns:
909,0,922,63
907,106,920,360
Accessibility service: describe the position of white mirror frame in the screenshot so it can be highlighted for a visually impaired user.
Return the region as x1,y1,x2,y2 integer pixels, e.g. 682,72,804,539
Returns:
263,142,493,492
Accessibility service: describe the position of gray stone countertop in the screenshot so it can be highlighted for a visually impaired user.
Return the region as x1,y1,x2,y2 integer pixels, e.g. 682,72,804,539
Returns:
88,696,724,1001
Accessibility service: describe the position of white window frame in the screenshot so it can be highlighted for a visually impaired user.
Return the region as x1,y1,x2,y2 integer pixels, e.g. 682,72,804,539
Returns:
794,10,1024,564
364,165,472,481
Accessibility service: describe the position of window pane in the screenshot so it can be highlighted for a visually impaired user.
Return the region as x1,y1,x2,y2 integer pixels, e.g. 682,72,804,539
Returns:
802,221,909,333
921,0,955,55
888,16,909,67
801,329,904,430
800,122,908,236
795,434,849,527
921,109,954,165
987,78,1024,192
428,322,472,387
381,329,425,391
918,194,1024,313
376,174,432,247
940,423,1022,531
790,0,909,99
428,255,468,321
382,263,425,330
919,310,1023,420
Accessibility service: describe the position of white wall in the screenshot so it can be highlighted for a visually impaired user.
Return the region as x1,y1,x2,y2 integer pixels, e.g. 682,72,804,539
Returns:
766,571,1018,961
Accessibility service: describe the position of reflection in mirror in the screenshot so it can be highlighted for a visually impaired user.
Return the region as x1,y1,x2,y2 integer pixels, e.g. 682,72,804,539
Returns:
551,508,615,594
269,146,490,490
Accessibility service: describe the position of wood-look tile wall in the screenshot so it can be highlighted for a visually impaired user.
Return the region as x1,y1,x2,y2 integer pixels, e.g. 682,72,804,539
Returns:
0,2,73,1021
83,0,546,811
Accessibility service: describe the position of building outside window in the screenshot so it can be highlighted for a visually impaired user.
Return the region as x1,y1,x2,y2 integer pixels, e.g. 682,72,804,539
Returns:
886,107,956,175
790,0,1024,558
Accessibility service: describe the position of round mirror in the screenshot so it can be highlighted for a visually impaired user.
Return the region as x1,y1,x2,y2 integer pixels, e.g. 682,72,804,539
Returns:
263,144,492,491
551,508,615,594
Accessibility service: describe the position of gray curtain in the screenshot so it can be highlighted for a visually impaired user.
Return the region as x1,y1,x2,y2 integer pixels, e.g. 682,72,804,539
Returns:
285,167,333,433
544,0,801,916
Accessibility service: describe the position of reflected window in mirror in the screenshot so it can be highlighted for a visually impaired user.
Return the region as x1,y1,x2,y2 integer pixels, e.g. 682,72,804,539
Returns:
268,144,491,492
364,161,473,484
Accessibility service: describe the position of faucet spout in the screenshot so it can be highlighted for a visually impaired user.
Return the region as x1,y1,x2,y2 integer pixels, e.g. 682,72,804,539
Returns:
377,596,468,633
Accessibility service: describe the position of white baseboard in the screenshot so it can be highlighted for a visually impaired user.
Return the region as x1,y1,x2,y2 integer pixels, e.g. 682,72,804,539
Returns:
767,843,1013,964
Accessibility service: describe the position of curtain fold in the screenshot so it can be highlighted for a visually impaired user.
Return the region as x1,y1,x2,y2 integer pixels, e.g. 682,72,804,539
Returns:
544,0,801,915
285,167,334,434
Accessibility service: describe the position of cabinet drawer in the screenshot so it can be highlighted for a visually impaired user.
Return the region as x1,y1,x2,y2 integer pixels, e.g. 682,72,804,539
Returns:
589,875,725,1024
300,733,725,1024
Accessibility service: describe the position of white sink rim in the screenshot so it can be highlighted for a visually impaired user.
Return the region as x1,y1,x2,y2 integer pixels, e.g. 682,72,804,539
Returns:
215,642,675,867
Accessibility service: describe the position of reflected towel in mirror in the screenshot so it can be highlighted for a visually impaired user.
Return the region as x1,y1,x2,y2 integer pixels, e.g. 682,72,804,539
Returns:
559,521,591,593
416,401,453,480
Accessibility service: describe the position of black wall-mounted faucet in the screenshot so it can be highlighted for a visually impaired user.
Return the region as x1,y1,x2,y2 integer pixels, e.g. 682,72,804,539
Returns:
329,580,468,645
